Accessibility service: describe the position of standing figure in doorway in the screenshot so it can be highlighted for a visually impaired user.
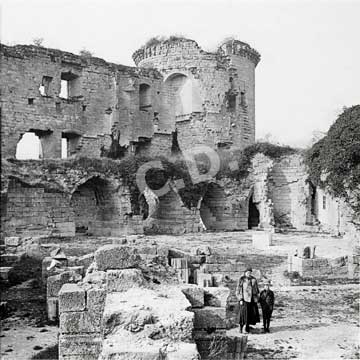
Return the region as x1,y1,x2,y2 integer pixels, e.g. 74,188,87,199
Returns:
236,266,260,334
259,279,275,333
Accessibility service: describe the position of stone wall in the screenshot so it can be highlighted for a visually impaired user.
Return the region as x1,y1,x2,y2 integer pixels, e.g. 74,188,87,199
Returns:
288,254,355,279
145,187,203,234
1,38,260,159
200,178,251,231
268,154,309,229
4,179,75,238
0,44,162,159
2,175,143,238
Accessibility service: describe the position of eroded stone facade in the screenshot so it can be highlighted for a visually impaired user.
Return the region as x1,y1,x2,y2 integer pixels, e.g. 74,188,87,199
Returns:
1,38,259,160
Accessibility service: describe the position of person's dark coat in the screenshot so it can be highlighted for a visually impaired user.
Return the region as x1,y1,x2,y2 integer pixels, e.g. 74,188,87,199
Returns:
259,289,274,331
235,275,260,327
259,290,274,311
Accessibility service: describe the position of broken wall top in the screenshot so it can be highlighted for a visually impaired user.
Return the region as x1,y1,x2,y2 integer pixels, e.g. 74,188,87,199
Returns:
1,43,162,79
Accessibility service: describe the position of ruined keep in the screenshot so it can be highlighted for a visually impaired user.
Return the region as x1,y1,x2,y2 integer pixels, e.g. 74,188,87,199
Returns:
1,37,269,239
1,37,354,239
1,38,259,160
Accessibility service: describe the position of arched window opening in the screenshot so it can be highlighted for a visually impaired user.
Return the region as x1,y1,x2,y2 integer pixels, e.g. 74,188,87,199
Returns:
139,83,152,111
15,132,43,159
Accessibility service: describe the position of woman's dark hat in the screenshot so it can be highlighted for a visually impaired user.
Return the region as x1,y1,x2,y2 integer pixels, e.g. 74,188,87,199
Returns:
245,266,252,272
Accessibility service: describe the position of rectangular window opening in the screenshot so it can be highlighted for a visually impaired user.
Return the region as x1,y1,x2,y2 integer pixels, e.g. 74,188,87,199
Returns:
60,72,80,99
61,138,68,159
240,92,246,107
39,76,53,96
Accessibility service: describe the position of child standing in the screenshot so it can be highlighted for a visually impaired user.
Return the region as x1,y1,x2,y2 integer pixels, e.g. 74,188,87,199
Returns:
259,279,274,333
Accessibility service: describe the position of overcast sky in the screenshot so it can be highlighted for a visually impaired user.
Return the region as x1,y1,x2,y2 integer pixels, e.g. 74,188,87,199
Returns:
1,0,359,148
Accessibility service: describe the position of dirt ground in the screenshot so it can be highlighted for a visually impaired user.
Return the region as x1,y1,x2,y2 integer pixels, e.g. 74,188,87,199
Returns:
0,230,359,359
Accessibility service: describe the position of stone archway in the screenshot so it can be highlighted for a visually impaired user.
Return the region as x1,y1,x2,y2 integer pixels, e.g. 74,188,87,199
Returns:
70,177,119,235
199,183,226,231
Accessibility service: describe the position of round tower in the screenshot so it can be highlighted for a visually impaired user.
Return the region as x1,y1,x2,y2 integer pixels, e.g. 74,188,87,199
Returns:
132,37,260,151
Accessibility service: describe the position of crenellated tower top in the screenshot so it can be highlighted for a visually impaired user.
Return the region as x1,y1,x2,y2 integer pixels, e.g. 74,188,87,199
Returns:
132,37,260,68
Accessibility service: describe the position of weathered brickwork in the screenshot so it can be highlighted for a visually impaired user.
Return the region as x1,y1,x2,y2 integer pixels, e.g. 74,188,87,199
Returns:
133,39,260,151
1,38,259,160
2,176,143,238
268,154,309,229
4,179,75,238
0,44,162,159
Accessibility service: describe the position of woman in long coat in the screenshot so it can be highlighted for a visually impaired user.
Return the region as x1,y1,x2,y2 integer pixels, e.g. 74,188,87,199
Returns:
235,266,260,333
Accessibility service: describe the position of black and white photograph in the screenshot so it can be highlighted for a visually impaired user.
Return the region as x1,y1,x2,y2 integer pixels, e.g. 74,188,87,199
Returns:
0,0,359,359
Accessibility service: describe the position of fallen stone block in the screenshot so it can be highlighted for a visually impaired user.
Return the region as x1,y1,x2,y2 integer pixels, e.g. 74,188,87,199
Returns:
87,287,106,311
106,268,145,292
59,283,86,313
0,253,21,266
103,287,193,341
204,287,230,307
83,270,106,286
94,245,142,271
47,270,82,297
181,285,205,308
165,342,200,360
60,310,102,334
192,307,227,329
76,253,94,273
252,231,273,249
0,267,13,282
4,237,21,247
196,272,213,287
212,273,224,287
59,333,102,357
68,266,84,276
194,331,247,360
100,334,161,360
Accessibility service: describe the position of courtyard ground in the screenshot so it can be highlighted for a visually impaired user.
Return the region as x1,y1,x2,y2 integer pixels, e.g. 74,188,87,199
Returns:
0,230,359,359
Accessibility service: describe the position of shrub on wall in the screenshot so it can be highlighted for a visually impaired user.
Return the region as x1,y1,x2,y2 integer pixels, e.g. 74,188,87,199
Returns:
305,105,360,212
217,142,298,181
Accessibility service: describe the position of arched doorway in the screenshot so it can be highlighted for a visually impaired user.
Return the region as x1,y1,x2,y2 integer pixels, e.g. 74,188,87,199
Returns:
248,194,260,229
16,132,43,159
306,182,318,225
199,183,226,231
70,177,118,235
139,194,149,220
